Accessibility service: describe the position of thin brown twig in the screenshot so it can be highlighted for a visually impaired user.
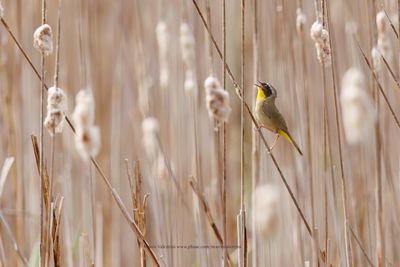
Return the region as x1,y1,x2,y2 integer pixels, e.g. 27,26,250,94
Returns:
355,40,400,129
349,226,375,267
377,49,400,91
381,4,399,38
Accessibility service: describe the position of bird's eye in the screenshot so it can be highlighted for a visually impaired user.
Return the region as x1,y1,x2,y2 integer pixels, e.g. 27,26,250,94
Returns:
264,84,272,97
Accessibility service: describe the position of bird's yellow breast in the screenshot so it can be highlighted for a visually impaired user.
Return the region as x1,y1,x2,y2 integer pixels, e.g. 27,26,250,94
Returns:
255,100,276,132
256,87,266,102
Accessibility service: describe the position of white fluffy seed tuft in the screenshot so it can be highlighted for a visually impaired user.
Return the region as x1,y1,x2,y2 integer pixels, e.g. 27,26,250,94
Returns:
253,184,280,239
184,70,197,95
376,11,387,34
181,22,198,96
296,8,306,34
204,76,231,122
0,2,4,18
33,24,53,56
180,23,196,69
340,68,376,144
156,21,169,89
72,90,101,160
142,117,160,160
376,11,392,62
44,87,67,136
310,20,331,66
371,47,381,71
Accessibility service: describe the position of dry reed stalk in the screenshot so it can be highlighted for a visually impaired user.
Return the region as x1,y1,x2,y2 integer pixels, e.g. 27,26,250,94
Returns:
326,3,353,266
356,41,400,129
79,233,90,267
222,0,228,265
189,178,234,267
312,228,320,266
251,0,260,265
52,196,64,267
39,1,48,265
95,204,103,267
378,49,400,90
46,2,63,266
0,238,6,267
372,34,385,267
0,158,27,266
125,160,150,267
238,0,247,266
0,213,29,266
349,226,374,267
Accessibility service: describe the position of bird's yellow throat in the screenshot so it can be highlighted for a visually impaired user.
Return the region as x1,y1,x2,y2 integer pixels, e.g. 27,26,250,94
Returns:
256,87,266,102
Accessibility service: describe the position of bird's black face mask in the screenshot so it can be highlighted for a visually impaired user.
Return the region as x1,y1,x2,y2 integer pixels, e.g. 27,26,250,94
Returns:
260,81,272,97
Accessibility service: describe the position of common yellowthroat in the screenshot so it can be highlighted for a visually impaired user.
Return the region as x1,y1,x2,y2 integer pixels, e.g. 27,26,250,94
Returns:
255,81,303,155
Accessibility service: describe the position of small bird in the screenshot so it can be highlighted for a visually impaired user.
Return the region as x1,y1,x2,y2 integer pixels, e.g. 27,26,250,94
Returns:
255,81,303,155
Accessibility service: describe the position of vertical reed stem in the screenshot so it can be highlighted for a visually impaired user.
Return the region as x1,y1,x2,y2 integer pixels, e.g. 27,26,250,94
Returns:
222,0,228,265
326,1,353,265
251,0,260,265
39,1,47,266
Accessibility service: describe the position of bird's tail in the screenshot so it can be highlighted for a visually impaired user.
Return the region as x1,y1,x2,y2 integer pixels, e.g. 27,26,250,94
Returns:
278,130,303,156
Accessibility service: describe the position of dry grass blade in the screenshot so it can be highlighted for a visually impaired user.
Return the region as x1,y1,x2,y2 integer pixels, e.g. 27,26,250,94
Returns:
349,226,374,267
0,157,14,199
356,40,400,129
189,178,234,267
0,213,29,266
381,6,399,38
377,49,400,91
52,196,64,267
30,135,50,211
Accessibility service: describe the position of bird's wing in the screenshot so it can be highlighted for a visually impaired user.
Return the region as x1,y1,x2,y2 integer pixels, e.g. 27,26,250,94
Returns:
262,101,289,132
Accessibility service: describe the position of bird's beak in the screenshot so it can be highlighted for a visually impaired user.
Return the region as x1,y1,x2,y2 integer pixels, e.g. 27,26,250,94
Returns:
255,81,262,89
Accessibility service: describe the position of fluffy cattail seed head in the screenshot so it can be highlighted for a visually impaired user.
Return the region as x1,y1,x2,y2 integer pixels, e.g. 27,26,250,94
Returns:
142,117,160,160
47,86,67,110
72,90,101,160
340,68,376,144
44,109,64,135
184,70,197,95
296,8,306,34
204,76,220,94
371,47,381,71
180,23,196,69
74,126,101,161
44,86,67,135
33,24,53,56
377,34,392,61
204,76,231,122
253,184,280,239
376,11,387,34
310,20,331,66
156,21,169,89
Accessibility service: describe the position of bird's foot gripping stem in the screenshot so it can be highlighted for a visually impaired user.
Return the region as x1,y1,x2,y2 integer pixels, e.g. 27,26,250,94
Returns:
267,134,280,154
